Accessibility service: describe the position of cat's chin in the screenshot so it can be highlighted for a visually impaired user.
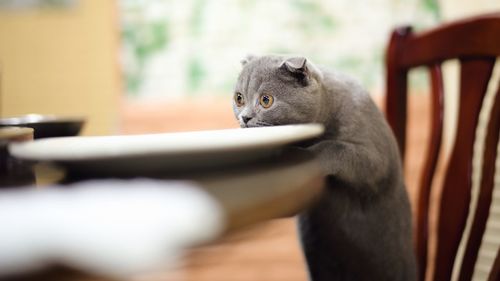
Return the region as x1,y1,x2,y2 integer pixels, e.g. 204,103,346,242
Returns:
244,123,274,128
241,124,259,128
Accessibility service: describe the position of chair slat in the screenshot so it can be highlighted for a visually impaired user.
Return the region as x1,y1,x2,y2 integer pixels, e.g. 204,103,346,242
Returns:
459,80,500,281
433,58,495,281
488,247,500,281
415,65,445,280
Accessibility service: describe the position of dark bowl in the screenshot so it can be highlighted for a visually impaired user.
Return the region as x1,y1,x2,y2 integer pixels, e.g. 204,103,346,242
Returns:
0,114,85,139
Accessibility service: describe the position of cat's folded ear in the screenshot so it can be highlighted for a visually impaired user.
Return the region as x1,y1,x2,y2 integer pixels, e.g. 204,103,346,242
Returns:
240,54,257,66
282,57,308,73
280,57,320,86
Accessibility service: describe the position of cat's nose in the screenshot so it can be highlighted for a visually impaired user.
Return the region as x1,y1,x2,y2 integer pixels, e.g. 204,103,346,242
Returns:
242,116,253,124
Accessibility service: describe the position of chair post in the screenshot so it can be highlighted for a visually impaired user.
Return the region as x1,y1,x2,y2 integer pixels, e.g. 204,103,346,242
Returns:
385,26,412,161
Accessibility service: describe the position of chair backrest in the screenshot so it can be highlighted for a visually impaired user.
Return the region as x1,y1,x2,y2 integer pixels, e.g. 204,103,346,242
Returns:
385,13,500,281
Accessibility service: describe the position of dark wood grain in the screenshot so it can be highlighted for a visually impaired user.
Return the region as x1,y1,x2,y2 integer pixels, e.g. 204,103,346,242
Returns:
384,13,500,281
385,26,412,160
398,13,500,68
414,65,444,279
433,58,495,281
458,81,500,281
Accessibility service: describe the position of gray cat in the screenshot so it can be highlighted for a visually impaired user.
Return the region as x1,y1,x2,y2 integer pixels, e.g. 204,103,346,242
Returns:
232,55,417,281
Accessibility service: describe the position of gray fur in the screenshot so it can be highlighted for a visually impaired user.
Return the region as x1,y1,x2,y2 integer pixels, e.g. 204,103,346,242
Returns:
233,55,417,281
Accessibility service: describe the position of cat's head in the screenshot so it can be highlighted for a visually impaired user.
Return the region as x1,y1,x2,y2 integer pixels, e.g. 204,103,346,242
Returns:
233,55,324,128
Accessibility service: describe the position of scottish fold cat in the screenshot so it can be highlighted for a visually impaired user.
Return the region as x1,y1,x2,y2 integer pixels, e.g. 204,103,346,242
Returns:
232,55,417,281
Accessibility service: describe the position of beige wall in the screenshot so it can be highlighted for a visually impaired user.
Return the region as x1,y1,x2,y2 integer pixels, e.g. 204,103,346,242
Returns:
440,0,500,19
0,0,121,135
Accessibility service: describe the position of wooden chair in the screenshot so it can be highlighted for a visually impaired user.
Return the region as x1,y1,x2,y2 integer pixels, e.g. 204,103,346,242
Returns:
385,13,500,281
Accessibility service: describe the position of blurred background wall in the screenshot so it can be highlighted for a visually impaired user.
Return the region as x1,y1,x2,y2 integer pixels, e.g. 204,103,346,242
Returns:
117,0,438,99
116,0,438,134
0,0,120,135
0,0,498,136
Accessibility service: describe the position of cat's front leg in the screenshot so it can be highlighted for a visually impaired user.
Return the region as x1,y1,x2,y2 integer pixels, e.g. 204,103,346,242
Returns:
306,139,391,195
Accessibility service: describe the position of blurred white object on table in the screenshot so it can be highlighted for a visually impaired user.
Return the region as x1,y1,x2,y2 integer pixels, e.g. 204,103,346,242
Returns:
0,179,225,278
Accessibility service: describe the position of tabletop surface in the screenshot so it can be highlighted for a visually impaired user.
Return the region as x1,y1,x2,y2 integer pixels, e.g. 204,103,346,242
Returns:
0,147,325,280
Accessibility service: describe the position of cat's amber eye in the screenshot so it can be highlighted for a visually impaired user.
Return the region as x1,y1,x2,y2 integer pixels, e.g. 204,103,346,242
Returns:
259,94,274,108
234,92,245,107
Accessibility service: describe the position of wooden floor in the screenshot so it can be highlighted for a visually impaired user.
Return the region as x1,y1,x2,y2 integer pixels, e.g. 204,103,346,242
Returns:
121,94,433,281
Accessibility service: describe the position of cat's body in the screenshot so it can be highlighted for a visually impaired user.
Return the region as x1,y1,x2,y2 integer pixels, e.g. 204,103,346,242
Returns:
233,55,417,281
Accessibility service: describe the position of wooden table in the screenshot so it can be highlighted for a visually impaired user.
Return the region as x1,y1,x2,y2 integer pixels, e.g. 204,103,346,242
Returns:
0,148,325,280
